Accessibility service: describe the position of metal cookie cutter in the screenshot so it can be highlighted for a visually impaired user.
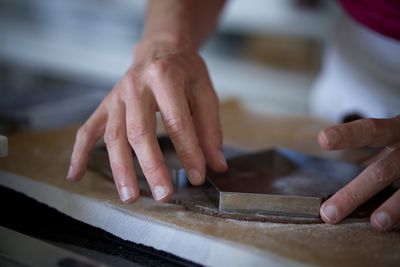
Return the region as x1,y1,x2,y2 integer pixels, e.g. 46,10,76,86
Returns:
205,148,362,217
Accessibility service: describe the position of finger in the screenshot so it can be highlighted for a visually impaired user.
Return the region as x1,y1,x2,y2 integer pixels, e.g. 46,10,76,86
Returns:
359,142,400,166
191,80,227,172
104,98,139,203
67,104,107,181
320,148,400,224
318,116,400,150
125,88,173,202
371,189,400,231
149,63,206,185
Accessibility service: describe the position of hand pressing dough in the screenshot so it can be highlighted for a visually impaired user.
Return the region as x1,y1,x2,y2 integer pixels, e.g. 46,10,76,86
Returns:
91,145,392,224
139,182,393,224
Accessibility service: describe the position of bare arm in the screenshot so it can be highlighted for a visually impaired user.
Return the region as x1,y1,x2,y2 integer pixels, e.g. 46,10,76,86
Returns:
144,0,226,49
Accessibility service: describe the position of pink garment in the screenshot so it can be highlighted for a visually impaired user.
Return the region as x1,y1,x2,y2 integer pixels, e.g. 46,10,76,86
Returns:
339,0,400,40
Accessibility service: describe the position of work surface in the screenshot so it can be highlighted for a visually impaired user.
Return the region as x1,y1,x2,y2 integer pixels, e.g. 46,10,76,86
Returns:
1,101,399,267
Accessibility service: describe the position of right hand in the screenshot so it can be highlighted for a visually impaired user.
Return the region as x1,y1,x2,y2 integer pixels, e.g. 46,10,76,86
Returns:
67,38,228,203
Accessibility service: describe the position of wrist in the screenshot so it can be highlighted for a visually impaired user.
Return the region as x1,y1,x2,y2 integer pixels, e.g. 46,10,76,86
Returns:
133,33,196,62
143,30,194,48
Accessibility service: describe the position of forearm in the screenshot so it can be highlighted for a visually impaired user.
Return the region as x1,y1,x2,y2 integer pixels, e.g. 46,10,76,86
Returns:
143,0,226,49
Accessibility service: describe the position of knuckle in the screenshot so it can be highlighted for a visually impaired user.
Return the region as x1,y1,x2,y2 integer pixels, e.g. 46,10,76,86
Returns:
102,94,114,108
77,125,88,138
126,125,151,147
369,161,396,185
110,162,129,181
121,76,141,96
104,127,122,147
124,87,140,101
335,126,349,139
104,93,122,110
146,58,189,84
178,146,198,161
164,115,186,138
120,73,138,89
339,187,361,208
148,59,171,78
364,118,381,138
141,162,163,177
76,125,90,142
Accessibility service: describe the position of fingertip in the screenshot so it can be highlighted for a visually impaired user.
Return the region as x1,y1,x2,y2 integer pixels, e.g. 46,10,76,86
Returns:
66,167,75,181
119,185,140,203
187,169,205,186
205,149,228,173
66,165,83,182
215,150,228,172
122,195,140,204
121,195,140,204
320,202,340,224
66,177,81,183
318,130,331,150
371,211,392,231
208,162,228,174
155,193,172,203
152,184,173,202
213,164,228,173
318,127,342,150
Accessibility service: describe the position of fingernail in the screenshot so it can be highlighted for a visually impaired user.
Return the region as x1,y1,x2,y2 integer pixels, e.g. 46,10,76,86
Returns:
321,204,338,223
119,186,135,202
319,131,329,147
66,166,75,180
187,169,203,184
217,150,228,169
373,211,391,230
324,129,341,146
153,185,168,201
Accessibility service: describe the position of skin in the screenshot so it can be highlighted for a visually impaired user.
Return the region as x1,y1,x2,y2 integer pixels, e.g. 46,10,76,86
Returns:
67,0,227,202
67,1,399,231
319,116,400,231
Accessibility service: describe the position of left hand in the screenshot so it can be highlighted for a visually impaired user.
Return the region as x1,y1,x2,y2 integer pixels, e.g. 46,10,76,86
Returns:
318,115,400,231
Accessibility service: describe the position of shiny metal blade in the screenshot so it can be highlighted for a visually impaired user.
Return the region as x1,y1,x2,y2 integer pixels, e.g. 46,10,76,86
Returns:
206,148,362,217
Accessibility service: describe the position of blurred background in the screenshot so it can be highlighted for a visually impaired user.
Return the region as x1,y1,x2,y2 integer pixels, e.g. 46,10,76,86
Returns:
0,0,342,133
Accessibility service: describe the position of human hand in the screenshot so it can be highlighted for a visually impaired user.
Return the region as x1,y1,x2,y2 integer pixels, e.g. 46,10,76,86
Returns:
66,38,227,203
318,116,400,231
